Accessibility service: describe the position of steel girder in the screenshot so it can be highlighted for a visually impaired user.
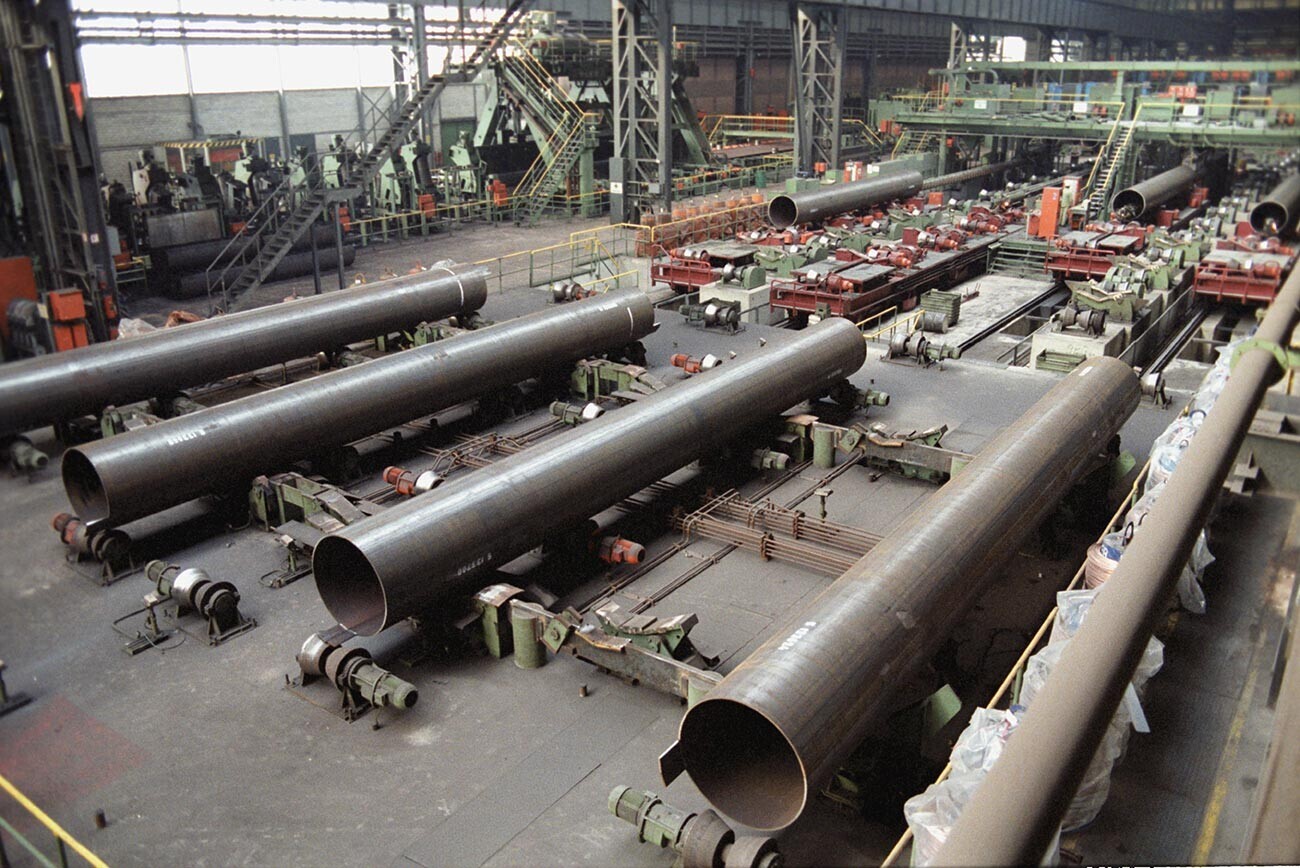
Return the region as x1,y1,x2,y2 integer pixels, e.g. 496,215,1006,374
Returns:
792,3,844,175
611,0,673,222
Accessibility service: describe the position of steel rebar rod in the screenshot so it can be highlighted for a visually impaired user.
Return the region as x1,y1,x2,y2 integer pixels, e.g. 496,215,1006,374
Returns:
936,265,1300,866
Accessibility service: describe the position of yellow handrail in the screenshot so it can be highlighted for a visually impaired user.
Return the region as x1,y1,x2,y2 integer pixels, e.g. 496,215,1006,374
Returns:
0,772,110,868
1083,112,1126,195
878,457,1153,867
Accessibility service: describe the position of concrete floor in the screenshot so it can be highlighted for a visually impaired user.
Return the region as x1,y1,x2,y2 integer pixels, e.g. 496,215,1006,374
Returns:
0,221,1289,867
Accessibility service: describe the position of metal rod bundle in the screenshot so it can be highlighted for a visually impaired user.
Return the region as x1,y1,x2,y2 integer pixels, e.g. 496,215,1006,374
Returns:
63,286,656,528
1249,174,1300,237
312,318,868,637
937,266,1300,866
669,357,1140,831
0,264,487,438
1110,165,1198,220
767,171,923,229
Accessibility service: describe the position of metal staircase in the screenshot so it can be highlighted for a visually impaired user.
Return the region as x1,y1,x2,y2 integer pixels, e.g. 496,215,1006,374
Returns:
206,0,534,310
1084,109,1140,219
497,46,594,226
890,130,937,160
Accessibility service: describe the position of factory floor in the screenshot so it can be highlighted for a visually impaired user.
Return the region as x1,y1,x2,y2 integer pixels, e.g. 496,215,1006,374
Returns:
0,224,1292,867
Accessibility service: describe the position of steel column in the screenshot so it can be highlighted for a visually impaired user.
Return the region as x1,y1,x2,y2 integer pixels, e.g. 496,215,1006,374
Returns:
791,3,844,174
668,357,1140,831
938,240,1300,868
312,318,867,637
611,0,673,221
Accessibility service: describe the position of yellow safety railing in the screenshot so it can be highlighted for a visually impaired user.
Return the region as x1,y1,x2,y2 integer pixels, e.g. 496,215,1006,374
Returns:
1083,111,1128,196
703,114,794,145
0,772,109,868
856,306,923,342
878,457,1154,866
843,117,885,150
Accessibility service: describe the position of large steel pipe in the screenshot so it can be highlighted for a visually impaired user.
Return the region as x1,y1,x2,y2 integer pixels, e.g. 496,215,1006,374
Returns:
63,288,655,528
937,265,1300,866
312,318,868,637
671,357,1139,831
768,171,923,229
920,159,1019,190
1250,173,1300,237
0,264,486,438
1110,164,1198,220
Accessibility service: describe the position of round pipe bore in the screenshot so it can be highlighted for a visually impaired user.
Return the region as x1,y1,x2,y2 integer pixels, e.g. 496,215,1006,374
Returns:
1109,165,1198,220
312,318,868,637
673,357,1140,831
0,265,487,438
63,287,656,528
767,171,923,229
1250,174,1300,237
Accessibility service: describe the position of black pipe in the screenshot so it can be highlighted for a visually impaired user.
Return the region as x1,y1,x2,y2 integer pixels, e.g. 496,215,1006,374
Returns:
0,264,485,438
1110,165,1198,220
768,171,923,229
669,357,1139,831
169,246,356,299
1250,174,1300,237
62,287,655,528
312,318,868,636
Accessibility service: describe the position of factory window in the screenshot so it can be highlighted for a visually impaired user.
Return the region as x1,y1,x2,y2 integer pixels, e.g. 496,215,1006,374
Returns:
78,44,189,97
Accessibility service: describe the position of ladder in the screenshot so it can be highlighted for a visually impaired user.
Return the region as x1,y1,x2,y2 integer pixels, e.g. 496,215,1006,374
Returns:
498,46,592,226
1084,108,1140,219
206,0,534,310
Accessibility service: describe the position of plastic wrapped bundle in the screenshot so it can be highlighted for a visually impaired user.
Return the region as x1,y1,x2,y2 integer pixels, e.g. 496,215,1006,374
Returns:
950,707,1021,775
904,767,1059,866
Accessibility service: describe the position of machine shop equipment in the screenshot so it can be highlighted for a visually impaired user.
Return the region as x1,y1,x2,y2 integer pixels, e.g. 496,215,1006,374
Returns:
550,400,605,425
718,263,767,289
0,266,488,439
508,599,721,702
62,288,655,528
670,353,722,374
113,560,256,654
768,171,924,229
295,632,419,721
1056,304,1110,336
0,661,33,719
50,512,132,584
570,358,666,402
383,466,443,497
4,436,48,477
551,281,596,303
608,786,782,868
678,299,742,333
887,331,962,365
664,357,1140,832
595,537,645,565
312,318,866,637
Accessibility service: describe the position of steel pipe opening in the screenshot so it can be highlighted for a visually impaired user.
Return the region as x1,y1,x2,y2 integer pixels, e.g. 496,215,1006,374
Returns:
313,536,387,637
677,699,806,831
1250,174,1300,237
767,196,800,230
61,450,109,525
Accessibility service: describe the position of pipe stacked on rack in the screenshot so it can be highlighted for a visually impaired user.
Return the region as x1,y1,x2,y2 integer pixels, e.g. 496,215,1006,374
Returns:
668,356,1140,831
0,265,486,438
312,318,868,636
63,283,657,528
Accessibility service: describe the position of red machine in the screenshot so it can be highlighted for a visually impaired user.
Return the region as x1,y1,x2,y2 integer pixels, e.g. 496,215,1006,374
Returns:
1193,249,1294,305
1046,225,1147,279
650,249,715,294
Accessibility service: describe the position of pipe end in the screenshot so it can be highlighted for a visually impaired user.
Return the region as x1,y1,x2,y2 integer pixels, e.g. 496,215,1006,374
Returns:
678,697,808,831
313,535,389,636
61,448,110,527
768,196,798,230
